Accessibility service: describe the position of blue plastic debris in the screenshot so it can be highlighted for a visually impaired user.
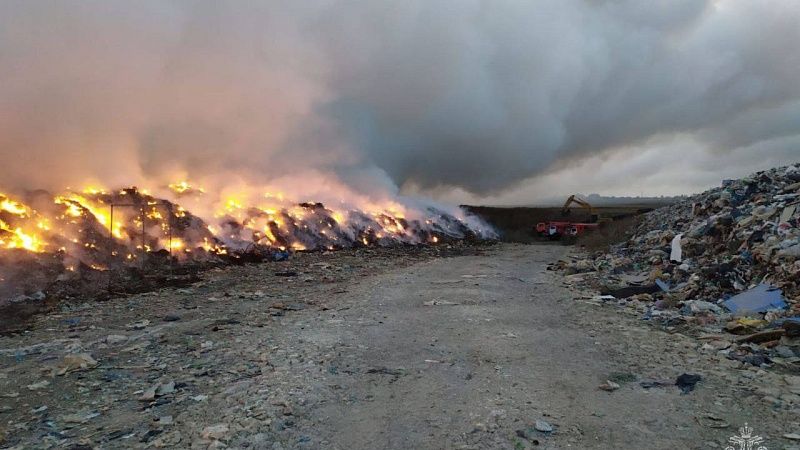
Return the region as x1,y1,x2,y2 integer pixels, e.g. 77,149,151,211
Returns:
655,279,670,292
722,284,788,313
272,251,290,262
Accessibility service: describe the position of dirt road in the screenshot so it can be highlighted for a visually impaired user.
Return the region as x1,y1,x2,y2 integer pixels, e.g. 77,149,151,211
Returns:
1,244,795,449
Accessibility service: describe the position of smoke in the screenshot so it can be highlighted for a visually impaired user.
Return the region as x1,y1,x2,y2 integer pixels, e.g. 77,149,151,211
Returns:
1,0,799,202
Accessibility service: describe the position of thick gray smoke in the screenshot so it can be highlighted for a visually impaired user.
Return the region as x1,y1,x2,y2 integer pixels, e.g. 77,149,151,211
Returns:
1,0,799,200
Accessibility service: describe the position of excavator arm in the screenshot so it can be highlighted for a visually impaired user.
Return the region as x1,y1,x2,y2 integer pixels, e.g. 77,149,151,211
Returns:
561,195,594,216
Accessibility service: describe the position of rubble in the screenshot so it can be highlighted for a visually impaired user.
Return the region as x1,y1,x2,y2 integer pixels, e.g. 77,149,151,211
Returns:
0,186,496,327
558,163,800,371
0,242,493,449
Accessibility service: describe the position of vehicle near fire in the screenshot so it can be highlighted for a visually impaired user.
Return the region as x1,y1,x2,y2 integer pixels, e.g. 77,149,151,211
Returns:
535,195,608,239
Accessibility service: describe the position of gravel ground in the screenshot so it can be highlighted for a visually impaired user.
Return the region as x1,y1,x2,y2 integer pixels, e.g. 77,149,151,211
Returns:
1,243,798,449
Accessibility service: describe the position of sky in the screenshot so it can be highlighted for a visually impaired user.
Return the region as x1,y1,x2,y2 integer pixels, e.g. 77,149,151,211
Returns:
0,0,799,206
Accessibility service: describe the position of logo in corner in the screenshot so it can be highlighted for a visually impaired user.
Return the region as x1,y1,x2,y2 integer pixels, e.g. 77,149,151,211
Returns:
725,423,767,450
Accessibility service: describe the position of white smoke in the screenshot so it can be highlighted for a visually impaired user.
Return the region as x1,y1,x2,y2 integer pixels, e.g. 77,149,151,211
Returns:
0,0,798,202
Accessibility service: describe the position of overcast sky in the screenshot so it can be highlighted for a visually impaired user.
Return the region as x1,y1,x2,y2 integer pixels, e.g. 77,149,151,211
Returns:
1,0,798,205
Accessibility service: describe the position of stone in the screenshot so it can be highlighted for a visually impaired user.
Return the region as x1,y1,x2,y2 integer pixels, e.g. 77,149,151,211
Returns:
26,380,50,391
55,353,98,376
106,335,128,345
201,424,229,440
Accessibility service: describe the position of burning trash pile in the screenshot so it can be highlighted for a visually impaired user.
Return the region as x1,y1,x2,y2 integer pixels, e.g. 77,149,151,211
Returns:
558,163,800,368
0,184,494,308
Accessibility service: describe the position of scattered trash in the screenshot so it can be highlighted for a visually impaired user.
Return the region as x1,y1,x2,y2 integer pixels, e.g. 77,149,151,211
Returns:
639,379,672,389
62,411,101,425
272,251,290,262
201,423,229,440
158,415,174,426
722,284,788,314
422,300,460,306
725,317,766,335
782,317,800,337
735,329,785,344
365,367,405,376
274,270,298,277
598,380,620,392
602,284,660,298
126,320,150,330
695,413,729,429
105,335,128,345
139,385,158,402
675,373,702,394
534,419,553,433
139,381,176,401
26,380,50,391
670,233,683,263
557,164,800,376
54,353,98,376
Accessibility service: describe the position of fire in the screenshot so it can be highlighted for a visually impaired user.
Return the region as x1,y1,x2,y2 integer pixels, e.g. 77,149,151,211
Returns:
0,194,46,252
1,197,28,216
55,194,123,238
162,238,185,251
0,182,494,269
82,186,107,195
0,220,45,252
169,181,205,195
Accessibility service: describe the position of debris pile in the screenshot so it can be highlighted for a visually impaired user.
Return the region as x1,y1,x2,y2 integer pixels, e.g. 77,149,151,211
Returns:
559,163,800,368
0,186,495,308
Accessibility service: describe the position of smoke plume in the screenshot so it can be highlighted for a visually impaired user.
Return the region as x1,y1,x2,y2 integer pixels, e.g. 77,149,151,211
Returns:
1,0,799,202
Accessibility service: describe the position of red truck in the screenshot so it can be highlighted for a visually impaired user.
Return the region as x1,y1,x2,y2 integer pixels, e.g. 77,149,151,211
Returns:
535,195,608,238
536,221,599,238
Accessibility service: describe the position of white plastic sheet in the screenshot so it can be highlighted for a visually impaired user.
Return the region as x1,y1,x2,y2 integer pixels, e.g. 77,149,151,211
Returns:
670,233,683,263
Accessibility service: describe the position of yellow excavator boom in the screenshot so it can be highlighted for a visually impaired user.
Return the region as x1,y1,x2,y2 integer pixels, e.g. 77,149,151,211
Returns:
561,195,594,215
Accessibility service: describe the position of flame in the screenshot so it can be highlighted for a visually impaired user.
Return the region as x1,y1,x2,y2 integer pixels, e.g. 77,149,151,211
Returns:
82,186,107,195
0,180,493,266
169,180,205,195
162,237,184,251
55,194,124,238
1,197,28,216
0,220,45,252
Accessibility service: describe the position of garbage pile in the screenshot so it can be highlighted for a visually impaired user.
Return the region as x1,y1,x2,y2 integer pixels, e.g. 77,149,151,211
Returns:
0,185,496,309
558,163,800,368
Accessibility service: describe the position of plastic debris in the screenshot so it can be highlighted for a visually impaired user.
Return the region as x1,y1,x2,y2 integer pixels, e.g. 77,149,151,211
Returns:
675,373,702,394
555,163,800,369
722,284,788,314
534,419,553,433
670,233,683,263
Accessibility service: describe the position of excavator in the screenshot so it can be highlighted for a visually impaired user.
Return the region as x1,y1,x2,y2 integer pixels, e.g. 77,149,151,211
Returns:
536,195,610,238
